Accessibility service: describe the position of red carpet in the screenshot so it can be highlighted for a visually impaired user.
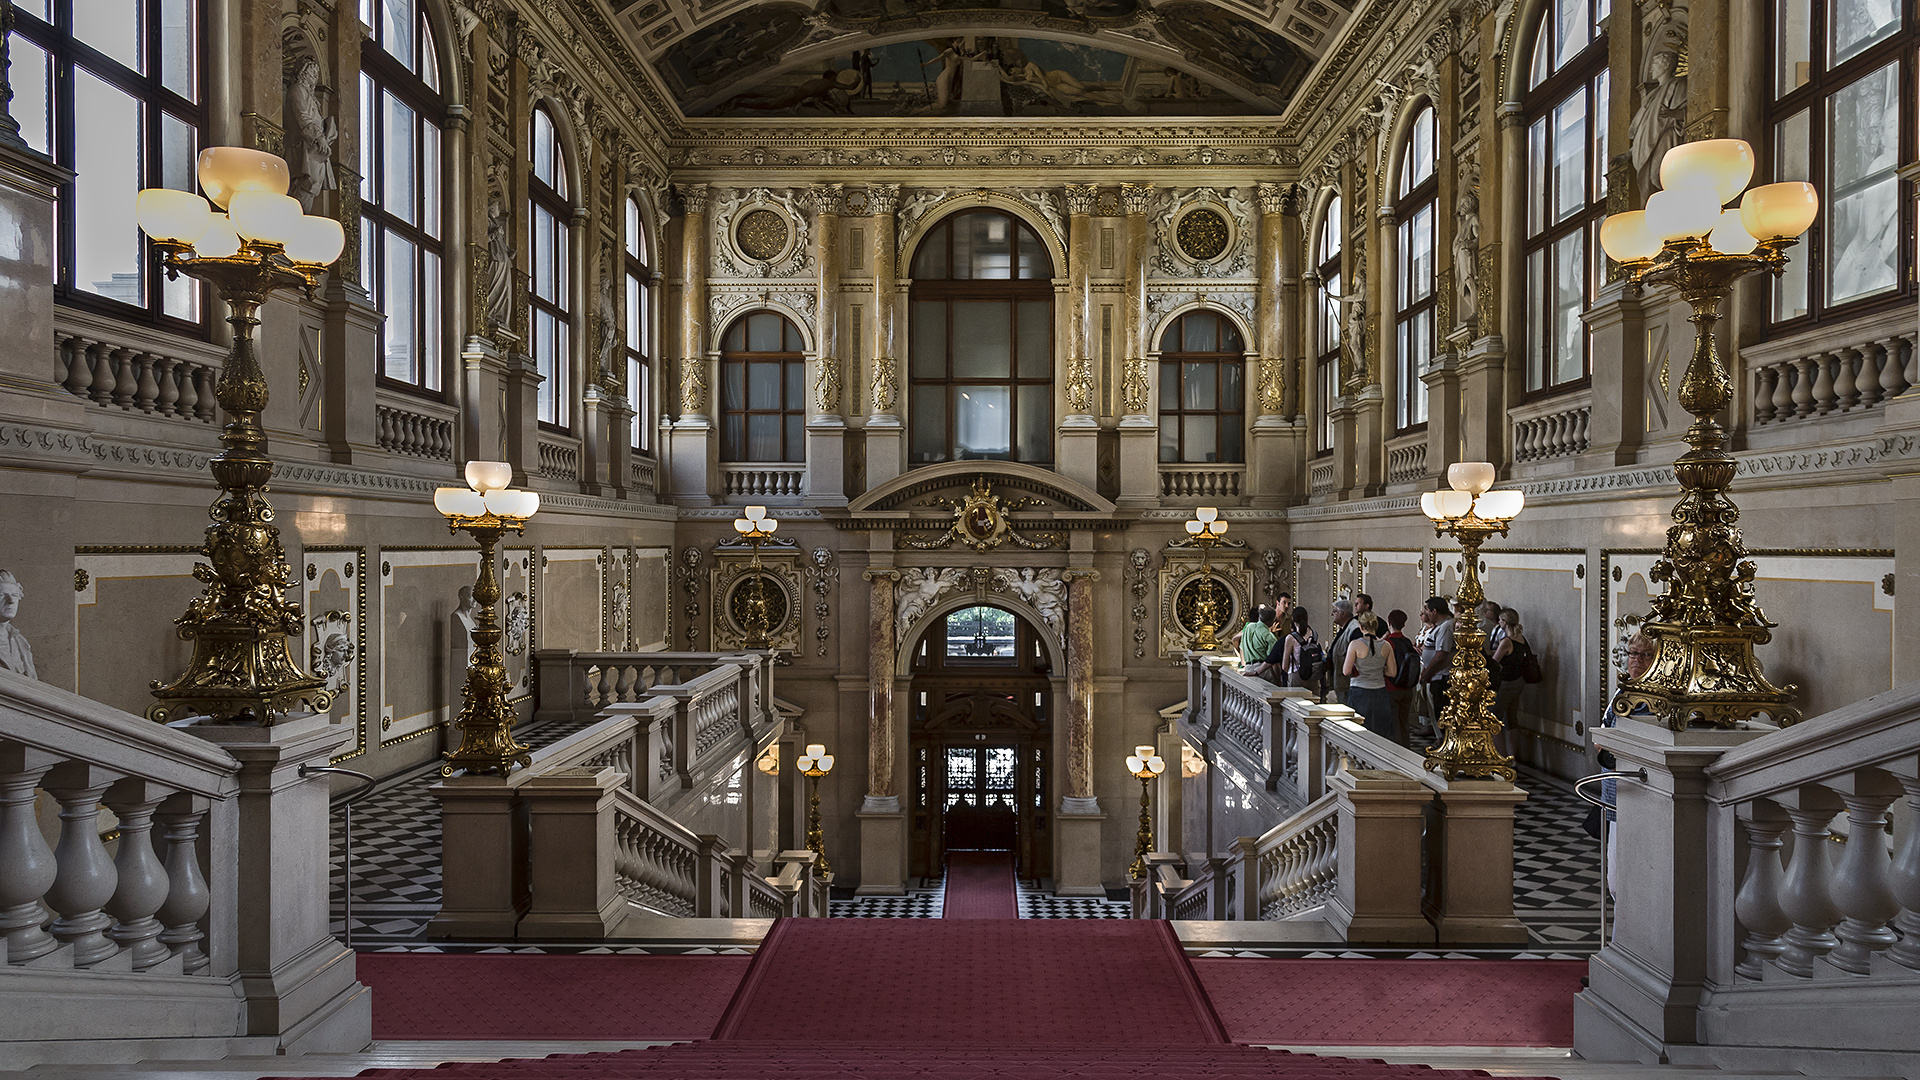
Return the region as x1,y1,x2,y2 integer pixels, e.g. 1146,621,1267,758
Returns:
713,918,1228,1045
1193,958,1587,1046
356,953,751,1040
941,851,1019,919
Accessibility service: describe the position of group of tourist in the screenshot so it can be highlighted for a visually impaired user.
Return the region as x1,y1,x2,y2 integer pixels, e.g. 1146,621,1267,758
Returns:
1232,592,1539,749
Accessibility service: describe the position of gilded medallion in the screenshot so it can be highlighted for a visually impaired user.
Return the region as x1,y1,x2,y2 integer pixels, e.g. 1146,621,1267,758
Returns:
1176,208,1229,261
736,209,789,262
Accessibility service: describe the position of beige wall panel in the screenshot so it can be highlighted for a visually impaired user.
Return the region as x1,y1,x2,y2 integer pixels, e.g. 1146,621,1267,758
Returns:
539,547,605,653
1291,548,1330,633
72,551,201,717
380,550,475,744
1357,549,1425,621
303,548,367,762
632,548,670,650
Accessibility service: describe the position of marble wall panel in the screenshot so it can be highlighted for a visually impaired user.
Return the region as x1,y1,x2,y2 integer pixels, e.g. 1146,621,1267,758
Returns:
379,549,475,745
70,550,203,717
304,548,367,762
632,547,670,649
539,547,605,654
502,547,534,699
1354,549,1424,625
1290,548,1329,635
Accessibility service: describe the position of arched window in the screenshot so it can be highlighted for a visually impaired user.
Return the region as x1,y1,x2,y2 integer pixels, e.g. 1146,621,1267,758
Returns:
942,605,1016,661
12,0,205,328
719,311,805,462
1157,311,1245,463
1313,196,1343,456
908,209,1055,465
361,0,445,392
528,107,571,428
625,196,653,453
1768,1,1915,326
1522,0,1609,395
1395,103,1438,431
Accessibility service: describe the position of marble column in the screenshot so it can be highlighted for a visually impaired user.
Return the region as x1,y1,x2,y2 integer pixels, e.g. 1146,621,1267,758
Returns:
669,183,714,505
806,183,847,504
1055,567,1105,896
1060,184,1100,490
1250,182,1305,507
1116,182,1158,508
857,568,906,895
866,184,903,486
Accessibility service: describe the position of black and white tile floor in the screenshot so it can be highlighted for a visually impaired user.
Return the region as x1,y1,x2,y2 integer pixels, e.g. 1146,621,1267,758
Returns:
329,727,1602,954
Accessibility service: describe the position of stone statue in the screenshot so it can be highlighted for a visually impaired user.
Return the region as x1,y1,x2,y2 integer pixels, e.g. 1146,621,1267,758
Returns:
285,54,339,212
594,270,620,386
1326,252,1370,387
485,172,514,332
1453,176,1480,330
0,570,35,680
452,585,478,665
309,610,354,695
1629,2,1690,197
896,567,967,630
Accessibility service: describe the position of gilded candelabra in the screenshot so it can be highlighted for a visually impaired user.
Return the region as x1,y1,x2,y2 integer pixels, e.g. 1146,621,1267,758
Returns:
731,505,779,649
435,462,541,776
1126,744,1166,879
138,149,348,725
1599,140,1814,730
1420,463,1524,781
1183,508,1229,651
797,743,834,876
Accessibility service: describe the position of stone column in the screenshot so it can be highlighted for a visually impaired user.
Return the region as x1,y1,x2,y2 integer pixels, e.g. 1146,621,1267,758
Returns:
857,568,906,895
1054,567,1106,896
575,205,614,496
866,184,904,486
806,183,847,505
1116,183,1158,508
1250,182,1305,507
669,183,715,505
1584,279,1652,465
1060,184,1100,490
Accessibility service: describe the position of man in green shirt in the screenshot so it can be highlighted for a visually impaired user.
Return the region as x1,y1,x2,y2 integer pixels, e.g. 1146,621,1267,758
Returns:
1238,605,1277,669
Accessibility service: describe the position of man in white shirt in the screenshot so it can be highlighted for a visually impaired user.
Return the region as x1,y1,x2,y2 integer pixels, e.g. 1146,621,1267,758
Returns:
1416,597,1454,737
1326,598,1358,703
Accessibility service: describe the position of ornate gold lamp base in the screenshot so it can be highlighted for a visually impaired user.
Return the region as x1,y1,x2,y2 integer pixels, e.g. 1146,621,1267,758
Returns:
805,772,831,876
1129,775,1153,879
443,519,532,777
1421,522,1516,783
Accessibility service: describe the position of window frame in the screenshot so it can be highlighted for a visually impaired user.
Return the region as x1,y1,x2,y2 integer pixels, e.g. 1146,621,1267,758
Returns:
360,0,447,397
1313,195,1342,458
907,209,1057,467
1156,310,1247,464
14,0,209,334
1520,4,1609,399
527,105,572,431
625,195,653,454
1394,103,1438,433
718,310,807,463
1764,0,1916,333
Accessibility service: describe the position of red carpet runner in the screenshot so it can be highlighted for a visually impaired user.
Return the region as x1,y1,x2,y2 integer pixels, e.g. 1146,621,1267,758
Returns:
941,851,1019,919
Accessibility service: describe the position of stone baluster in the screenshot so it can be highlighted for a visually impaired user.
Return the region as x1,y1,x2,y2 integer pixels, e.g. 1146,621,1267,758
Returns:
1824,776,1901,974
1733,802,1791,979
1881,336,1911,401
132,352,160,412
59,334,90,398
175,361,200,420
102,778,173,970
1770,361,1795,422
42,762,123,967
1773,792,1844,976
108,347,137,409
1753,364,1778,422
1809,352,1836,415
1831,347,1859,412
1513,419,1532,461
153,356,181,417
1885,771,1920,971
0,745,63,965
86,342,117,405
1855,344,1883,409
1574,408,1591,451
1905,332,1920,392
153,793,211,973
193,364,218,421
1790,356,1816,417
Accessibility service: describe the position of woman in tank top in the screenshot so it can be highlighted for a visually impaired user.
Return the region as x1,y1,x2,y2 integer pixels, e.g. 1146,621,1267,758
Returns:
1342,612,1397,738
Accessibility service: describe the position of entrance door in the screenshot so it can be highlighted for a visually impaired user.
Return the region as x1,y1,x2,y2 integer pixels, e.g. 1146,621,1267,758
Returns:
940,744,1018,851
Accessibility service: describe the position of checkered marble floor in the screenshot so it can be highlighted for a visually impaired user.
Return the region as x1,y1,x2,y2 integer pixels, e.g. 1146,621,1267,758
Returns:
1018,883,1132,919
827,878,946,918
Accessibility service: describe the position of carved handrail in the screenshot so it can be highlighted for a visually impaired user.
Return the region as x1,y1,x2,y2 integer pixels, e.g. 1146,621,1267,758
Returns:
375,393,457,461
1745,307,1915,426
537,437,580,482
1252,791,1340,921
1386,436,1428,485
1510,389,1593,464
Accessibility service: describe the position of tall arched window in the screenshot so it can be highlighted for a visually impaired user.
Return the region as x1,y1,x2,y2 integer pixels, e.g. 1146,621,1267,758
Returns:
1395,104,1437,432
361,0,445,392
12,0,205,328
528,106,571,428
908,209,1055,465
1313,196,1343,455
720,311,805,462
1768,1,1915,327
625,196,653,453
1157,311,1245,463
1522,0,1609,395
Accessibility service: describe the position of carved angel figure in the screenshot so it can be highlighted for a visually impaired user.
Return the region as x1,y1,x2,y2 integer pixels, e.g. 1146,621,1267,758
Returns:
897,567,967,630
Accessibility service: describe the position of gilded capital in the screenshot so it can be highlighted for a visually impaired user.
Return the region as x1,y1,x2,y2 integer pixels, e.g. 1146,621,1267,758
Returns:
1064,183,1098,216
1121,182,1153,215
1065,357,1096,415
810,183,846,217
871,355,898,413
815,355,842,415
869,183,901,215
1120,357,1150,416
675,183,709,216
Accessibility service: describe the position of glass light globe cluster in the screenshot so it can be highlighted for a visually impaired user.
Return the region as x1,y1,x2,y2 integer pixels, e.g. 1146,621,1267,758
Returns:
1184,506,1227,539
1127,744,1166,776
1599,138,1819,264
734,504,779,537
434,460,541,522
135,147,346,267
797,743,834,774
1421,461,1524,524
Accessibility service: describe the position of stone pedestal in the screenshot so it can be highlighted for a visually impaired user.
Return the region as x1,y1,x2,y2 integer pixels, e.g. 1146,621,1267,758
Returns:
1058,417,1100,494
189,715,371,1054
1115,417,1159,508
669,416,716,506
518,767,625,939
1328,769,1432,943
460,336,511,463
1575,722,1769,1064
1427,778,1529,945
1053,806,1106,896
428,774,524,939
865,416,903,487
1248,415,1303,508
0,144,78,428
855,805,907,896
804,417,847,505
320,279,383,463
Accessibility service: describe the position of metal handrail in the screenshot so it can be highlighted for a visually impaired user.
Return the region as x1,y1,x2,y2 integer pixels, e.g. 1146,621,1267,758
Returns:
1572,769,1647,948
302,765,376,949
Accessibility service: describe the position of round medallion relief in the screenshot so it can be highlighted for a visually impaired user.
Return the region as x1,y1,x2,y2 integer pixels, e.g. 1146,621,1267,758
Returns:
1176,207,1230,261
1173,575,1233,636
728,572,790,635
736,209,789,262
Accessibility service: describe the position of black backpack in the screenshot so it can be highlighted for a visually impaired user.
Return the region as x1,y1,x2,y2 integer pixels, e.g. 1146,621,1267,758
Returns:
1387,635,1420,689
1292,632,1325,685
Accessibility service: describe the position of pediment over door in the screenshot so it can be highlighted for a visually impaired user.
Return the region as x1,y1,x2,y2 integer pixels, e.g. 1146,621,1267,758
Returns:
846,462,1116,553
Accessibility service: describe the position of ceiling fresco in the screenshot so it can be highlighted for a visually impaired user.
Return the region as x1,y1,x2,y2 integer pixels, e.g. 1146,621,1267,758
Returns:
627,0,1345,121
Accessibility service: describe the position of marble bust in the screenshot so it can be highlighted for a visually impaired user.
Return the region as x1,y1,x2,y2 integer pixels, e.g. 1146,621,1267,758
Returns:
0,570,36,680
452,585,478,665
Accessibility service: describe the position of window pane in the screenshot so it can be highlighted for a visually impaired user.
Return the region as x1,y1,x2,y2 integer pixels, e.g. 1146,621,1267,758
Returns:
1552,94,1587,223
76,0,140,71
532,111,555,188
1160,362,1179,411
72,71,142,305
785,358,803,408
1527,118,1547,236
911,386,947,463
161,0,195,99
1183,361,1217,410
962,211,1012,278
722,414,743,457
383,0,413,66
1409,311,1430,425
1320,197,1342,261
1773,110,1812,320
423,249,441,389
1017,300,1049,377
1407,205,1433,304
8,39,49,155
951,301,1010,378
1826,62,1900,303
551,319,570,424
747,312,781,352
912,226,948,278
422,121,441,238
1778,0,1812,95
745,414,781,460
627,199,643,258
1829,0,1899,66
1017,384,1049,462
420,15,439,90
1322,272,1341,350
1222,408,1243,462
1159,416,1178,461
911,300,947,377
722,361,744,411
1222,356,1243,409
360,73,376,188
383,233,416,381
1591,72,1610,204
956,385,1010,458
1527,248,1546,389
627,275,641,347
532,206,554,299
1552,232,1585,384
1016,225,1047,278
1183,415,1218,462
384,93,417,225
785,415,803,462
160,111,199,320
746,362,780,409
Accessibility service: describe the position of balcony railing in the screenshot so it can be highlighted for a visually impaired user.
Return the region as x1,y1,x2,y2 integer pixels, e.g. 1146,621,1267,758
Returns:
1160,464,1244,500
537,437,580,482
1746,309,1916,429
1310,460,1336,497
1386,436,1428,486
53,309,223,424
1511,390,1592,464
375,395,457,461
721,463,805,499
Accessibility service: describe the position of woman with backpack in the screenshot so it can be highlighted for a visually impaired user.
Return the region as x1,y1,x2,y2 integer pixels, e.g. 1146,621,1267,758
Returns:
1272,606,1323,692
1490,607,1532,757
1342,612,1397,737
1382,610,1422,745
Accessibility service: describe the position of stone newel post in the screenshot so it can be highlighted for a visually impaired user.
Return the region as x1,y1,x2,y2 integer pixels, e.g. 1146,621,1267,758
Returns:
857,568,906,895
1055,567,1105,896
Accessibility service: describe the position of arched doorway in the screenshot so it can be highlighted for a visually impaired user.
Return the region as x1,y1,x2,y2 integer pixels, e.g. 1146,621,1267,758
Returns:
908,603,1053,883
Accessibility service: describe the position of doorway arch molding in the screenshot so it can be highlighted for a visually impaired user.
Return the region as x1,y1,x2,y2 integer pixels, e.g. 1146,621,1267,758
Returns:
894,583,1068,680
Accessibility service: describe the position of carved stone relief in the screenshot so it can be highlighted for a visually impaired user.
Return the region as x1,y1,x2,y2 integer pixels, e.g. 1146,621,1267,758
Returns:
1152,187,1255,278
893,565,1067,648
